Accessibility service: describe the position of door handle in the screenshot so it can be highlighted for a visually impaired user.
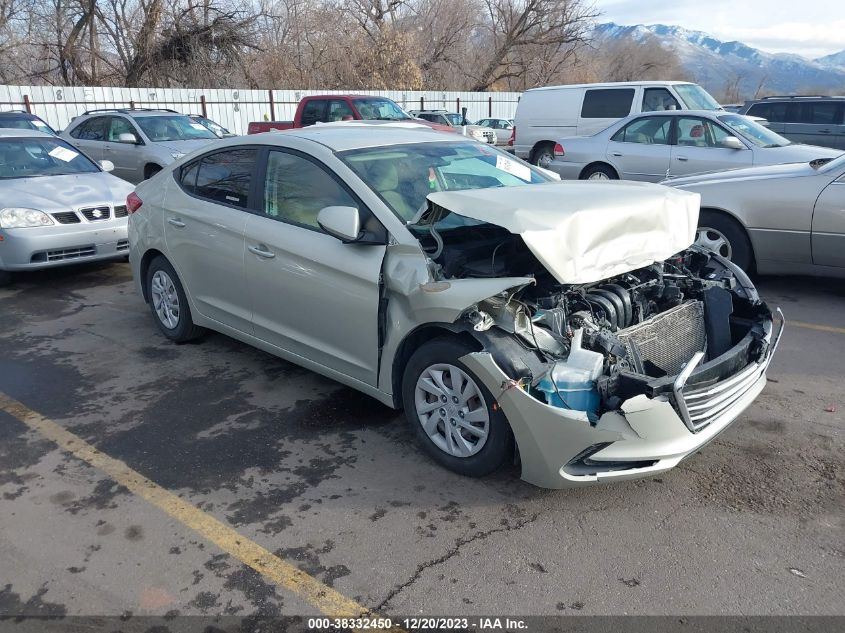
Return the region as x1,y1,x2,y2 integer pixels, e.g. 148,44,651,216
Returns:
167,218,186,228
248,244,275,259
676,156,688,161
611,152,622,157
819,129,831,134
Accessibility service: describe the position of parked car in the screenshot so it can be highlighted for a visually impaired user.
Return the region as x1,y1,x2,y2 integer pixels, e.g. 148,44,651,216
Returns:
476,117,514,147
61,108,220,184
188,114,236,138
247,95,454,134
738,95,845,150
0,111,58,135
408,110,496,144
514,81,723,166
547,110,840,180
128,126,780,488
0,130,134,286
666,153,845,277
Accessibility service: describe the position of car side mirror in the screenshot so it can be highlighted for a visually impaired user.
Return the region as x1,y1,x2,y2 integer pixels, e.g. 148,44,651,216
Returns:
99,160,115,172
721,136,745,150
317,206,362,242
118,132,139,144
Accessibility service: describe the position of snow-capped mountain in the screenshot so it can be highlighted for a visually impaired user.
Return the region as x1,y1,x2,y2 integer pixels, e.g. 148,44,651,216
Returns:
594,23,845,98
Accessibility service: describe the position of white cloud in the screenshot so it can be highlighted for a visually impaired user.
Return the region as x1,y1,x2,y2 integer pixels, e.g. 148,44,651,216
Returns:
593,0,845,58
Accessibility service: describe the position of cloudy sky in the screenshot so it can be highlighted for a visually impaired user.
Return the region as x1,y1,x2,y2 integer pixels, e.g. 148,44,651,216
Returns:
594,0,844,59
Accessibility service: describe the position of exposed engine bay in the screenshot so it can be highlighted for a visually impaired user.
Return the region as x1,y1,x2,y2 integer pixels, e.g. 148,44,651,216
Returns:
413,215,773,424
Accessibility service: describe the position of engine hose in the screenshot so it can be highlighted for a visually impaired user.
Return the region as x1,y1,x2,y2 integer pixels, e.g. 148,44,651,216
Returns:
601,284,633,328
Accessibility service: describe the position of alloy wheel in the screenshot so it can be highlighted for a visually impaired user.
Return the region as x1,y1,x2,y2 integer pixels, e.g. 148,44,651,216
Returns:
696,227,733,259
151,270,180,329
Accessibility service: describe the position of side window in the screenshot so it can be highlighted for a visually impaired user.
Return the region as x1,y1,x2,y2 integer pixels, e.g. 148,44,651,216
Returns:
70,117,106,140
580,89,635,118
327,100,355,122
107,116,136,141
703,120,731,145
301,100,327,126
804,102,842,125
611,116,672,144
642,88,680,112
179,161,200,195
193,149,257,208
263,150,357,230
677,117,718,147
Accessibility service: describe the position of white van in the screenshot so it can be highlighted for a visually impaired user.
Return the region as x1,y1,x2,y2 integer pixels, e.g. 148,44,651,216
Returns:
513,81,723,166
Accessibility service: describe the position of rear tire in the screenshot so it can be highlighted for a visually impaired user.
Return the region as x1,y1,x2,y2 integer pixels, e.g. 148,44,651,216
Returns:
530,142,556,169
144,164,162,180
146,256,203,343
697,210,754,273
581,163,618,180
402,338,512,477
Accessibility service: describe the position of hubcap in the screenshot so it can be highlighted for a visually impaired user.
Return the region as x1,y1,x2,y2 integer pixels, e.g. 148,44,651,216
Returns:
414,363,490,458
587,171,610,180
151,270,180,329
696,227,733,259
537,152,553,169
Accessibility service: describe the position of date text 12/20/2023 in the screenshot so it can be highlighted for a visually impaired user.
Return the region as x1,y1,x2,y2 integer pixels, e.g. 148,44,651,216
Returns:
307,617,529,630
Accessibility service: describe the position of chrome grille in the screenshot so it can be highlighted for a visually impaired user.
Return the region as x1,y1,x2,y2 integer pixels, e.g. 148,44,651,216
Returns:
80,206,110,222
673,309,784,433
617,301,706,376
52,211,81,224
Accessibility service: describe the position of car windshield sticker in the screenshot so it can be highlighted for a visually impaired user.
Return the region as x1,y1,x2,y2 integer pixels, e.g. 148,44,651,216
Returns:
48,146,79,162
190,123,208,131
33,120,49,128
496,155,531,182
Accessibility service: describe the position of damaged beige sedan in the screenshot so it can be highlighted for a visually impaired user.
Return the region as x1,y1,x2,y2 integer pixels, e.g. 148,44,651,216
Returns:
128,126,783,488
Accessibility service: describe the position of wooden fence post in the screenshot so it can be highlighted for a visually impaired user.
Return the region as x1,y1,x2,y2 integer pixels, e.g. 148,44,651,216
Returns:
268,90,275,120
488,96,492,118
456,97,460,113
420,96,424,111
200,95,208,118
22,94,31,113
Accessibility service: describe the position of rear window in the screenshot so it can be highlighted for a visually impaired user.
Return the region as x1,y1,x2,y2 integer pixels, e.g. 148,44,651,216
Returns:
580,89,635,119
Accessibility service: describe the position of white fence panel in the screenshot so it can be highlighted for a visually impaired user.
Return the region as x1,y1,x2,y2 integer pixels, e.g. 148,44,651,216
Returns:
1,85,522,134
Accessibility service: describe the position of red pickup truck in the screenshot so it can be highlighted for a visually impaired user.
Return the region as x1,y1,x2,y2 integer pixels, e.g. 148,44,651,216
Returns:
248,95,454,134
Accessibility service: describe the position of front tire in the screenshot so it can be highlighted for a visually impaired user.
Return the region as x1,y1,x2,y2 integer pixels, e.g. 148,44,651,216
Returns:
402,338,512,477
146,256,203,343
696,210,754,273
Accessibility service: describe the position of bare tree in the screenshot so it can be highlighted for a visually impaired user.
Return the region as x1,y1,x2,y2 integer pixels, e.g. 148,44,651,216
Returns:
596,34,684,83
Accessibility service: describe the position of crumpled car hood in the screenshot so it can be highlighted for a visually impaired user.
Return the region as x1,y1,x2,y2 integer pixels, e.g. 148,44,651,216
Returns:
425,181,700,284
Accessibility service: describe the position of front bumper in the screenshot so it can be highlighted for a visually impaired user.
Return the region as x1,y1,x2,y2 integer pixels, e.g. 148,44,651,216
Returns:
548,158,587,180
461,310,784,489
0,221,129,271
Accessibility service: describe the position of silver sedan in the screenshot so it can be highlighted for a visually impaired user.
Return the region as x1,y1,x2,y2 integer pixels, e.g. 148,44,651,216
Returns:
548,110,840,181
0,130,134,286
667,153,845,278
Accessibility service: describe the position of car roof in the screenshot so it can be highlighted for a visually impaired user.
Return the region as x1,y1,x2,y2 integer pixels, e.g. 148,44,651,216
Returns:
0,111,38,118
527,81,695,92
261,125,466,151
627,110,735,119
0,128,55,139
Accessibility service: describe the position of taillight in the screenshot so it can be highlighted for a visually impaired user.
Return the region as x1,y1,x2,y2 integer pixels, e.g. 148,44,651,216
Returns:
508,126,516,146
126,192,143,214
554,143,565,156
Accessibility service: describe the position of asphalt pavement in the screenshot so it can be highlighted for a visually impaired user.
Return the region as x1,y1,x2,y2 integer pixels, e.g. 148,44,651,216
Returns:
0,262,843,620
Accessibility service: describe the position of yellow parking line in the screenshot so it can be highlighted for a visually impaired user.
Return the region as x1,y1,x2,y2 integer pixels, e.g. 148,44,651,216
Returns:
0,392,369,618
790,321,845,336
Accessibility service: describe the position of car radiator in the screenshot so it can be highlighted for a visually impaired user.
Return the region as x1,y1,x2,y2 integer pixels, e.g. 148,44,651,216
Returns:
617,301,706,376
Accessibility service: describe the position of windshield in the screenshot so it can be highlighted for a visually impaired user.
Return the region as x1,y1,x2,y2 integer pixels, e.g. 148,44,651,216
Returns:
443,113,474,126
352,98,412,121
718,114,791,148
0,137,100,178
675,84,722,111
134,115,218,142
339,141,552,221
0,116,57,135
193,116,230,137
